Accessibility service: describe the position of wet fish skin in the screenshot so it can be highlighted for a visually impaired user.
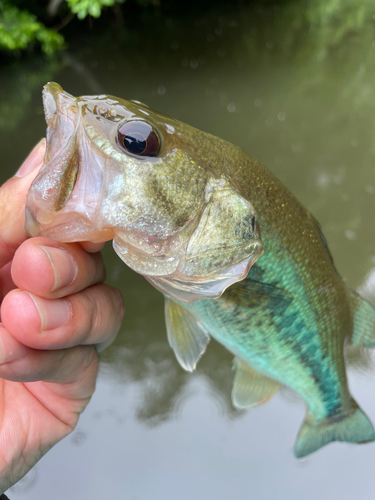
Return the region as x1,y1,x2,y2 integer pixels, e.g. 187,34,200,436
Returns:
172,135,375,455
27,83,262,301
26,83,375,458
168,126,375,457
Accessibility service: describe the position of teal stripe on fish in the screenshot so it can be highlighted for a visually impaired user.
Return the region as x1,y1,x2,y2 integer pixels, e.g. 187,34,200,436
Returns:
27,83,375,457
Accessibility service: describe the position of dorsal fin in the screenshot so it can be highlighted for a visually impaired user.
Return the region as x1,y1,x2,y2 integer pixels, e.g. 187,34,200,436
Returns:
232,357,280,409
164,298,210,372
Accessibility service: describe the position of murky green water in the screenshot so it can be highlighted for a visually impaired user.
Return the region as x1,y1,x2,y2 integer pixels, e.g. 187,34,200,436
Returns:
2,2,375,498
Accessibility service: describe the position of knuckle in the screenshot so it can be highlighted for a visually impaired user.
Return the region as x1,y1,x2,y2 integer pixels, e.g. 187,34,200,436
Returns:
93,252,106,283
70,284,124,348
112,286,125,320
81,345,98,369
79,290,97,333
106,286,125,334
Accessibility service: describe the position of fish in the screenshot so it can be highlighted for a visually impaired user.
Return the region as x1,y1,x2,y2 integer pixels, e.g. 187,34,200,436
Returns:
26,82,375,458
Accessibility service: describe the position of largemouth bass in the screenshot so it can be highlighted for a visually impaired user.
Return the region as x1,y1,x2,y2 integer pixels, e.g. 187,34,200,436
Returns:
26,82,375,458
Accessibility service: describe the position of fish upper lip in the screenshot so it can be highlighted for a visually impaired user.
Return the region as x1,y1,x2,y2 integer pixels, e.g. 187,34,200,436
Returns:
43,82,75,103
43,81,78,126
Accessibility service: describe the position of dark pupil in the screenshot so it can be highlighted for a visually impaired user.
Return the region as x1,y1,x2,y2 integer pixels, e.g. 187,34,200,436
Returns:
124,133,147,154
117,121,159,157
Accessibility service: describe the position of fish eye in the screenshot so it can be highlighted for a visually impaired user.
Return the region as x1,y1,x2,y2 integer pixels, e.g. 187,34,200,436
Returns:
117,121,160,157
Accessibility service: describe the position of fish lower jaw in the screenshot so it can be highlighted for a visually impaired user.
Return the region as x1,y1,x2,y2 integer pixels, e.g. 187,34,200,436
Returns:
25,206,114,243
113,236,180,276
148,254,261,302
113,234,262,301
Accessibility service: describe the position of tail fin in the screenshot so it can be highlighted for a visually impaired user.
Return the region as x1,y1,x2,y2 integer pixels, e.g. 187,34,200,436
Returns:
349,288,375,348
294,407,375,458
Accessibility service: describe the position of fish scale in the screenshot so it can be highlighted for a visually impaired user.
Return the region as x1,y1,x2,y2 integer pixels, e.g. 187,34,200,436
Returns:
26,82,375,458
184,232,343,419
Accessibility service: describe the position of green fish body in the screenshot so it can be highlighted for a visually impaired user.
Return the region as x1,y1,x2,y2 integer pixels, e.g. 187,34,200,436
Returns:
26,83,375,457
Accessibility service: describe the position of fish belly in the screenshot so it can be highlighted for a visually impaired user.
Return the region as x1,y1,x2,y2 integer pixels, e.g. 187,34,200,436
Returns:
186,234,352,422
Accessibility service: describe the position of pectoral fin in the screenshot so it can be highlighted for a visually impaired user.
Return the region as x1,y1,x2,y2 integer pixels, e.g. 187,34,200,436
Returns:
232,357,280,409
165,298,210,372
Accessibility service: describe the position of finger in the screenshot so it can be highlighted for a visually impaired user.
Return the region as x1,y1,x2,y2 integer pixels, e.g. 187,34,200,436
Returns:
79,241,105,253
24,349,99,428
0,321,98,408
11,237,106,299
15,138,46,178
27,346,98,427
0,262,16,303
0,140,46,269
0,345,98,431
0,343,98,394
0,324,31,364
1,284,125,352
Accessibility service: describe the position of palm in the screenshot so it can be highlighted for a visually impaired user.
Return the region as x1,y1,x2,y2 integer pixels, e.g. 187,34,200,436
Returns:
0,374,89,490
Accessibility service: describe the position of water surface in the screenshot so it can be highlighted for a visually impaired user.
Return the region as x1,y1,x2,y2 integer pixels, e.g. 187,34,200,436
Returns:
2,3,375,498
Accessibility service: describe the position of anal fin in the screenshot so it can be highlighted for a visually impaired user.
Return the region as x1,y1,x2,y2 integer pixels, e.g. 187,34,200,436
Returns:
232,357,280,409
165,298,210,372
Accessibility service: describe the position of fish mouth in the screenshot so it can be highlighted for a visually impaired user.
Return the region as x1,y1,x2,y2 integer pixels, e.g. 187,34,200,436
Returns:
42,82,78,129
26,82,110,242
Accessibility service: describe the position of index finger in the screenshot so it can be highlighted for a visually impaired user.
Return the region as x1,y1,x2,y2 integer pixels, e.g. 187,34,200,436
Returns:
11,237,106,299
0,140,46,269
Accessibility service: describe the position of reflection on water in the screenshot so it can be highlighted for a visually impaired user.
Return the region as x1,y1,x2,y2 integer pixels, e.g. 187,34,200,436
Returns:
70,429,88,447
0,58,63,130
3,1,375,498
100,262,241,426
9,363,375,499
7,467,37,495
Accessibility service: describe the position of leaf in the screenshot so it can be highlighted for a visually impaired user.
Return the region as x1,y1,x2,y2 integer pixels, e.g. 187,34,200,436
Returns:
0,3,64,54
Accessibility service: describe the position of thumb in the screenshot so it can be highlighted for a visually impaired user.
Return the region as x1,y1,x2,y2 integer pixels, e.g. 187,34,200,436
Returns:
0,139,46,269
15,138,46,178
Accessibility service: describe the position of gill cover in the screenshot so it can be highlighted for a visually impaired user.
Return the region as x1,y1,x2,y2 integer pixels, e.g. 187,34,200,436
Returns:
26,82,263,301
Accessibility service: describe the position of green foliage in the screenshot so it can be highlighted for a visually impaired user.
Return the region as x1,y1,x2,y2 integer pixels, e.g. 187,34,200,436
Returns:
0,0,127,55
0,57,64,129
0,2,64,54
67,0,125,20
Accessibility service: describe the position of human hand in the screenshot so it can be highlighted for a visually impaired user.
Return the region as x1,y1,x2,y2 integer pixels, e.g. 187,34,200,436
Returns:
0,140,125,493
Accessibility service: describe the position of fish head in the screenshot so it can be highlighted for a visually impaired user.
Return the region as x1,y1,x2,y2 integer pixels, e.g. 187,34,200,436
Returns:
26,82,263,302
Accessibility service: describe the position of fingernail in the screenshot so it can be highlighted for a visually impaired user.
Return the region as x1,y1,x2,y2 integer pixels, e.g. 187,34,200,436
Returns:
15,138,46,177
24,292,72,332
40,245,78,292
